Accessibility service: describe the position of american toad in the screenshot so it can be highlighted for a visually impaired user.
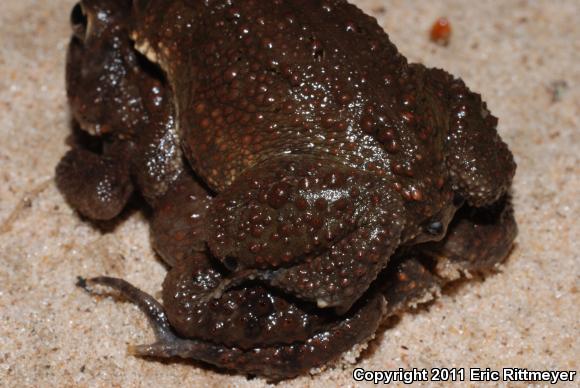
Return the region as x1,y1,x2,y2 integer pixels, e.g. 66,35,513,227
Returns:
57,0,517,380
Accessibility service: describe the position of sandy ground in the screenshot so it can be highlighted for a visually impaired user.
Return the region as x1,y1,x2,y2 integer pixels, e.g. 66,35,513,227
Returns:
1,0,578,387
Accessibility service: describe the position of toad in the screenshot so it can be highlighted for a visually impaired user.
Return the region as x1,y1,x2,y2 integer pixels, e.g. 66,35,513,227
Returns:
57,0,517,380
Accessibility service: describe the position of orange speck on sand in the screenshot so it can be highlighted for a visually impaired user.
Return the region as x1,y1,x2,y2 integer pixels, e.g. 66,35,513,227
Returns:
430,17,452,46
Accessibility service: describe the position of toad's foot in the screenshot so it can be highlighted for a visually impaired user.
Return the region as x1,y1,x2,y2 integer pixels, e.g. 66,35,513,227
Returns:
86,276,175,341
85,276,385,381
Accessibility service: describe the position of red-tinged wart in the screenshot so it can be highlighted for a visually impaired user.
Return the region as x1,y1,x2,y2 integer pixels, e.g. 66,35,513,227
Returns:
58,0,517,380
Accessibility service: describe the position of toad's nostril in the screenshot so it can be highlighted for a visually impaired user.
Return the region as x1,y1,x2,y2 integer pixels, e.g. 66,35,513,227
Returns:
71,3,88,40
425,221,444,236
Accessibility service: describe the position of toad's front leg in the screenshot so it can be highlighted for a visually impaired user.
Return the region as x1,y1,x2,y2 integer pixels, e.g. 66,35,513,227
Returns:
206,155,406,313
56,148,134,220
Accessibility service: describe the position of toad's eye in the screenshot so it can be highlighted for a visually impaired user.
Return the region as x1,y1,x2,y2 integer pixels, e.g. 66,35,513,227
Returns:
224,257,239,271
71,3,88,40
425,220,444,236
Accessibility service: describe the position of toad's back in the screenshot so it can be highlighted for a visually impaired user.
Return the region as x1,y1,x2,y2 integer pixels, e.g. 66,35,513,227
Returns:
134,0,444,191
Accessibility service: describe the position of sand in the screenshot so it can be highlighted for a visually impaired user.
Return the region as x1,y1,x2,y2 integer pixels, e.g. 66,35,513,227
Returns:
1,0,578,386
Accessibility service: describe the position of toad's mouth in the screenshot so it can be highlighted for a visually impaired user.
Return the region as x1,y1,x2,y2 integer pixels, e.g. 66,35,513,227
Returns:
132,35,160,67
